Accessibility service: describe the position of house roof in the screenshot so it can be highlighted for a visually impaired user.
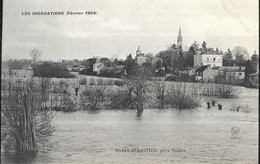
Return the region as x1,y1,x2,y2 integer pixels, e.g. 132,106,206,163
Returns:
212,66,220,70
218,66,245,72
152,57,162,65
94,62,105,67
195,66,208,72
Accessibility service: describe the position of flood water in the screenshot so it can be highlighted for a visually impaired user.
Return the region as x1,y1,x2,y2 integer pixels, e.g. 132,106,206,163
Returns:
1,87,258,163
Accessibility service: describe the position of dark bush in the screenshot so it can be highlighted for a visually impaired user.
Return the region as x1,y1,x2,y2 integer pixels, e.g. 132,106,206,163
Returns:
89,78,95,85
98,67,124,78
114,80,124,86
33,62,74,78
216,84,239,98
166,82,201,110
165,75,177,81
80,85,107,110
108,88,135,109
97,78,104,85
104,79,114,85
79,78,87,85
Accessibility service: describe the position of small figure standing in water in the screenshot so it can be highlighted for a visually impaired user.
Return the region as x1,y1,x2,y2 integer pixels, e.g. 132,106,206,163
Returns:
212,100,216,106
218,104,222,110
75,87,79,96
237,106,240,112
207,102,211,109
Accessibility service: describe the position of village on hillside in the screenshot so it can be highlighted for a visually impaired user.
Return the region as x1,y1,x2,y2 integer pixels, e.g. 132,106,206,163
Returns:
2,27,259,88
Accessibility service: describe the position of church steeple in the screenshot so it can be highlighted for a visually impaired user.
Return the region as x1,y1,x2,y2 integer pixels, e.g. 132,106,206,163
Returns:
178,26,182,37
177,26,182,48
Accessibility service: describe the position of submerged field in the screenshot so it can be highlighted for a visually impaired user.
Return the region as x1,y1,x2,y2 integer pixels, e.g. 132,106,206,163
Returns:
1,86,258,163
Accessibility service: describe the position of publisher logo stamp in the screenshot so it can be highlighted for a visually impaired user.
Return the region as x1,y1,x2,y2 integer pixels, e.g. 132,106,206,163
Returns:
231,127,240,139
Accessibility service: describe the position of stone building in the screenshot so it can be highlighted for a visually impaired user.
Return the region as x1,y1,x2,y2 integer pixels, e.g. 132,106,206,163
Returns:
195,65,217,82
217,66,246,82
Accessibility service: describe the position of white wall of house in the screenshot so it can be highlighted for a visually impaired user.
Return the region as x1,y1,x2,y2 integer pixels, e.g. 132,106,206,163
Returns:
194,54,223,67
136,56,147,65
93,62,105,74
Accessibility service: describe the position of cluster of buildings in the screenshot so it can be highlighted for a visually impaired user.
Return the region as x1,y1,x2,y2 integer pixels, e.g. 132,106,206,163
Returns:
134,27,259,87
2,27,259,88
179,49,247,84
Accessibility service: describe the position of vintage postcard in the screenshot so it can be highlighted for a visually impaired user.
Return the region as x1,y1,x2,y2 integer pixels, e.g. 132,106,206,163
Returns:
1,0,259,163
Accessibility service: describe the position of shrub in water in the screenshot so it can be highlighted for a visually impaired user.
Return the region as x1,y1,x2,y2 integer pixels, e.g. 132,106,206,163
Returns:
104,79,114,85
79,78,87,85
1,80,55,152
97,78,104,85
80,85,107,110
114,80,124,86
166,82,201,110
89,78,95,85
216,84,239,98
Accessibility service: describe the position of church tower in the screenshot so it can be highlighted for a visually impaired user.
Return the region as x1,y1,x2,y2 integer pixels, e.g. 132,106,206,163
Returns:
177,26,182,48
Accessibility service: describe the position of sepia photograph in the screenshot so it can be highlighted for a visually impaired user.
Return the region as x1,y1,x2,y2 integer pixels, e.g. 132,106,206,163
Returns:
1,0,259,163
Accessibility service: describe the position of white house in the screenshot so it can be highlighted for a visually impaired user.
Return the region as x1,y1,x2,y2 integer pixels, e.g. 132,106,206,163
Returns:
93,62,105,75
194,53,223,68
136,57,147,65
66,65,73,71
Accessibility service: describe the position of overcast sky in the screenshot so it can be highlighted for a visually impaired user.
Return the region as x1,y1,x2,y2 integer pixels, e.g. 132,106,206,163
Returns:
2,0,259,61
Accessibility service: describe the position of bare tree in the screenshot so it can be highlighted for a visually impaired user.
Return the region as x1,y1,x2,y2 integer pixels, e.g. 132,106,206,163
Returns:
80,85,107,110
58,81,76,111
166,82,201,112
199,83,218,97
30,49,42,63
50,80,76,111
1,80,55,152
154,81,168,109
39,78,52,108
216,83,239,98
232,46,249,65
122,68,151,116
